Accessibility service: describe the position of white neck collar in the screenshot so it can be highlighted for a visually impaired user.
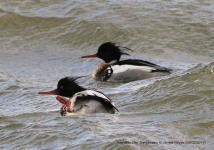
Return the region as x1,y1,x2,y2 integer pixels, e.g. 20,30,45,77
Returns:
105,60,117,65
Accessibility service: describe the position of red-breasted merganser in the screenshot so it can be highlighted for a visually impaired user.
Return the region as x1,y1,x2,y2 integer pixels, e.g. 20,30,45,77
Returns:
82,42,172,82
38,77,118,116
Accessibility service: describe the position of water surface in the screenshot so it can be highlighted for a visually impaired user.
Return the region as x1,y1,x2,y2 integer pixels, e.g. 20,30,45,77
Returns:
0,0,214,149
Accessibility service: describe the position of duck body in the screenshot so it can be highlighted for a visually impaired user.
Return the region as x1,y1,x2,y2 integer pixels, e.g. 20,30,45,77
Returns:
38,77,118,116
58,90,116,116
82,42,172,82
92,59,171,82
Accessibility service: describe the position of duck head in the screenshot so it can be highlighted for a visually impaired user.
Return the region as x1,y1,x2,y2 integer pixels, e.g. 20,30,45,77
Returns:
82,42,131,64
38,77,86,98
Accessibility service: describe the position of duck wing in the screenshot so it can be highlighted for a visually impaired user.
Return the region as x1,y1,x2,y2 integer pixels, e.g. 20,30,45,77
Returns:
80,90,119,112
114,59,172,72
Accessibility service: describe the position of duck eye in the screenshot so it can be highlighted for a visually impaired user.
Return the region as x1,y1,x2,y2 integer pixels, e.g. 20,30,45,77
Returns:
60,86,63,89
100,52,103,54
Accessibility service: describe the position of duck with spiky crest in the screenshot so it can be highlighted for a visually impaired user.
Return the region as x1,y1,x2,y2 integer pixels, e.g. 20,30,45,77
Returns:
82,42,172,82
38,77,118,116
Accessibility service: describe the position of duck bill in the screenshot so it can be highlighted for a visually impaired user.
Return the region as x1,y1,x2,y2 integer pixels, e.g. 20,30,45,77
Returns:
38,89,59,95
81,54,98,58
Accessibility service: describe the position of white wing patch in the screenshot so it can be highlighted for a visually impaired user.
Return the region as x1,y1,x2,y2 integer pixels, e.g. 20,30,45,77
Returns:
83,90,110,100
81,90,118,111
112,65,156,74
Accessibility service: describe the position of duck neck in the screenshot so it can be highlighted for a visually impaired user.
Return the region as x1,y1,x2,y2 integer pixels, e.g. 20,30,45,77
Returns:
72,85,86,95
63,86,86,98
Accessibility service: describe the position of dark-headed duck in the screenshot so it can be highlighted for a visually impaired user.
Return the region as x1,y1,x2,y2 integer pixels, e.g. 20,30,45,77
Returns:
38,77,118,116
82,42,172,82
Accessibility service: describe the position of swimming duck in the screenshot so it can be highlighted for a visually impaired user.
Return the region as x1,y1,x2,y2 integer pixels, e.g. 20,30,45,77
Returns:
38,77,118,116
82,42,172,82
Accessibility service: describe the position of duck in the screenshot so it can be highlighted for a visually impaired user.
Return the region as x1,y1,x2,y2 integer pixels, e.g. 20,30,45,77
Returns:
82,42,172,82
38,77,118,116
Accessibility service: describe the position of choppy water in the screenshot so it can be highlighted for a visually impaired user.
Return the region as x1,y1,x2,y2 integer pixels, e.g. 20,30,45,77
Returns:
0,0,214,149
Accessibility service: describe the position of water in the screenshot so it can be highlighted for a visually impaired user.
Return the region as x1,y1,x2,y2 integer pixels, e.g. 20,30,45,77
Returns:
0,0,214,149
